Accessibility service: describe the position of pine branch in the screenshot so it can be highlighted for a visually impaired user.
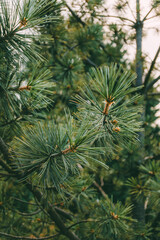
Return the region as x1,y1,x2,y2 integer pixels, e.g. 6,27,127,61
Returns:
0,137,80,240
18,85,31,91
65,5,135,24
93,181,110,201
26,184,81,240
12,197,38,206
85,57,97,67
142,7,154,21
13,209,41,217
144,14,160,21
145,75,160,93
126,1,136,20
144,46,160,88
0,220,96,239
68,219,96,229
61,39,97,67
0,232,60,240
103,99,114,115
147,92,160,97
54,207,73,221
0,0,61,61
94,14,135,24
65,3,85,27
64,3,110,57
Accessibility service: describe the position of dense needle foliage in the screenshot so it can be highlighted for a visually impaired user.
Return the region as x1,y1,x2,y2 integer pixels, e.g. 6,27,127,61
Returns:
0,1,160,240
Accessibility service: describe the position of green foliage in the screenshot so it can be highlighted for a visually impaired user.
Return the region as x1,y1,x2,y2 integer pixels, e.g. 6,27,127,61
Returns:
76,24,104,52
0,0,61,141
0,63,54,140
53,53,83,85
126,177,147,199
0,0,160,240
75,65,142,149
147,178,160,208
96,199,135,238
0,0,61,61
13,116,107,190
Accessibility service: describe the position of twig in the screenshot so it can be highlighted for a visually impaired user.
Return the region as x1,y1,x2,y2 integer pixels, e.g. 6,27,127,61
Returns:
18,85,31,91
12,197,38,206
103,99,114,115
126,1,136,20
0,232,60,240
147,92,160,97
13,208,41,217
0,219,97,239
144,46,160,88
55,207,73,221
65,3,85,26
93,181,110,201
94,14,135,24
85,57,97,67
62,42,97,67
144,14,160,21
62,145,77,154
65,3,112,59
145,75,160,93
68,219,96,229
143,7,154,22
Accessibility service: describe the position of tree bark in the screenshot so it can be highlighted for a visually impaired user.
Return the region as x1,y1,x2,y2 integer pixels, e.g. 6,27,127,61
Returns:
133,0,145,225
136,0,143,87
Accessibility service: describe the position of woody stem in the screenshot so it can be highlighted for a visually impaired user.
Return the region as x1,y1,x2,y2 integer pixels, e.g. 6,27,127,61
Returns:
103,101,113,115
18,86,31,91
62,147,71,154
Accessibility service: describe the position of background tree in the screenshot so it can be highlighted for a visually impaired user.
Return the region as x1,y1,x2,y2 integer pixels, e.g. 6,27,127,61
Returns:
0,1,160,240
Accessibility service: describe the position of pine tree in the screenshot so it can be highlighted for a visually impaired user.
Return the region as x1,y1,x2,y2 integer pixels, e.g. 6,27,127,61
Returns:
38,1,160,238
0,1,159,240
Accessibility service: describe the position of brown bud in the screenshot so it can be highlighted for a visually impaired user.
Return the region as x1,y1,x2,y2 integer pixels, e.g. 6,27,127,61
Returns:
18,85,31,91
140,233,145,236
111,212,118,220
113,127,120,132
69,64,74,69
82,187,87,191
19,17,27,29
111,120,118,125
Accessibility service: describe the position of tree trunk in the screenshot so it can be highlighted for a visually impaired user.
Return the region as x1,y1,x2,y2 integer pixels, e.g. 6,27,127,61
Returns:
136,0,143,87
133,0,145,225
